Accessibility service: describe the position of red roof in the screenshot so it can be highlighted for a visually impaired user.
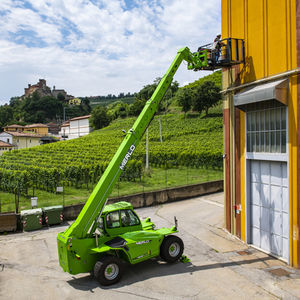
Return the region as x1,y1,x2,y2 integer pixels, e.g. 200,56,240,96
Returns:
0,141,13,147
4,124,24,128
69,115,91,121
25,123,48,128
61,121,70,127
4,131,45,138
46,122,59,126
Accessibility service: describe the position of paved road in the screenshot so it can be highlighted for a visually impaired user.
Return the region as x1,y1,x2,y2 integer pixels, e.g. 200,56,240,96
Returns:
1,192,300,299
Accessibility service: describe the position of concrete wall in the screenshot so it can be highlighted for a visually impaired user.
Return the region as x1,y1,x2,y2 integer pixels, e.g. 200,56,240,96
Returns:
0,133,13,144
63,180,223,220
15,136,41,149
0,180,223,232
69,118,90,139
59,126,70,138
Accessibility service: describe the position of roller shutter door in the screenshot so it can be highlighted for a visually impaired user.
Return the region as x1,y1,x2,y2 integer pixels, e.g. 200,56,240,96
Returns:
250,160,289,261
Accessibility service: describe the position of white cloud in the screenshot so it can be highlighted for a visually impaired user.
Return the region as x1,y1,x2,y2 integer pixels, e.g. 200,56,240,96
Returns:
0,0,221,104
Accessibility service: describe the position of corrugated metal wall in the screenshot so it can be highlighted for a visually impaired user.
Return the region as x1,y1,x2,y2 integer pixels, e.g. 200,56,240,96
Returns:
222,0,299,267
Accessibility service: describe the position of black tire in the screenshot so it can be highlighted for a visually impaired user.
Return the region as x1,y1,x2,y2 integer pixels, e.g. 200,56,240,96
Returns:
94,256,123,286
160,235,184,263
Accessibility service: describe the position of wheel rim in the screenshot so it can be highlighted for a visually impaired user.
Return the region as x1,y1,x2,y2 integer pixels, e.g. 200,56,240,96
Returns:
104,263,119,280
168,242,180,257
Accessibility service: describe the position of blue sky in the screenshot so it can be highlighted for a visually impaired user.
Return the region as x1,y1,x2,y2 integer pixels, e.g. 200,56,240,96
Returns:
0,0,221,104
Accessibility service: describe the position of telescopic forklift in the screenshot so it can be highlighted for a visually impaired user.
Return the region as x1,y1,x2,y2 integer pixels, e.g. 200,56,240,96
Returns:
57,39,244,285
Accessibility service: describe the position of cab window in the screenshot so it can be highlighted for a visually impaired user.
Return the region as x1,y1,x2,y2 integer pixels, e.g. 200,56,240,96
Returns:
106,211,120,228
97,216,104,230
120,209,140,227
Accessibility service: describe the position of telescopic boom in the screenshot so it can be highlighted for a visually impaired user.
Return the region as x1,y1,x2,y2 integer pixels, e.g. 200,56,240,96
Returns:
63,47,205,239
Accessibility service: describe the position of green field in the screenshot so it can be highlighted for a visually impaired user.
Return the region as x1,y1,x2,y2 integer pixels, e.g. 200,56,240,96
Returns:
0,166,222,212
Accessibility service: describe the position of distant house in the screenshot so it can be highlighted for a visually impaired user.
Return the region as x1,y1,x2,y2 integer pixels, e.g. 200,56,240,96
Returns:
59,115,91,140
47,122,60,135
24,124,49,135
3,124,24,132
60,121,70,139
0,141,14,155
0,132,45,149
4,124,49,135
52,86,74,101
68,98,81,105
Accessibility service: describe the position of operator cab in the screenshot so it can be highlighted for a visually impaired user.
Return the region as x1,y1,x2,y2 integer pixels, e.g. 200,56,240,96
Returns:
96,201,142,236
197,38,245,70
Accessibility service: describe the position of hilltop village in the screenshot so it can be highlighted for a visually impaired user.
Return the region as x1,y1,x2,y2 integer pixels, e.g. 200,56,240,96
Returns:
0,79,92,154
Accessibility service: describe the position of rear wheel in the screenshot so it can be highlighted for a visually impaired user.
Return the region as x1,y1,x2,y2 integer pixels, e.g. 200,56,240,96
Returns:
94,256,123,286
160,235,184,263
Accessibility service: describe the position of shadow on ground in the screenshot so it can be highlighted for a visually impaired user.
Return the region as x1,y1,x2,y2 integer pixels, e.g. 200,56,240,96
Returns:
67,256,274,291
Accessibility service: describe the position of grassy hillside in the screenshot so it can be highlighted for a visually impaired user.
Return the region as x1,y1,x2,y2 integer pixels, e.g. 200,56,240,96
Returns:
168,70,222,113
183,70,222,89
89,96,134,108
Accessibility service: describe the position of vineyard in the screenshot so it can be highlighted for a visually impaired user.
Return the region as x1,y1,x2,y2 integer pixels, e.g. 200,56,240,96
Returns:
0,108,223,198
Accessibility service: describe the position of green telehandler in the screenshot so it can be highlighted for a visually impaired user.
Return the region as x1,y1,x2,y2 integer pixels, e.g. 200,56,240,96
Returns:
57,41,244,285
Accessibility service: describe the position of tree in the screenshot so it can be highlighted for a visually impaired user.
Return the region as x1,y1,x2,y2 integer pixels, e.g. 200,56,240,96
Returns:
90,106,110,130
0,105,13,129
9,97,21,107
107,101,129,120
129,99,146,116
128,83,153,116
81,97,92,113
176,88,194,114
170,80,179,94
129,78,180,116
20,92,63,123
193,81,221,115
57,93,65,102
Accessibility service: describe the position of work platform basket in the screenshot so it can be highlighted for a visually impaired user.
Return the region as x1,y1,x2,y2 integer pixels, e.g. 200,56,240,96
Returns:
198,38,245,70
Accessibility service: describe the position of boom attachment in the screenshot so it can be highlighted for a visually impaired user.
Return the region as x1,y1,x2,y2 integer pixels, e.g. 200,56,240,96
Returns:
194,38,245,70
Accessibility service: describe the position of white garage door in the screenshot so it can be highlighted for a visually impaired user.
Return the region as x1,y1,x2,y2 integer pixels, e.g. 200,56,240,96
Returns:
250,160,289,261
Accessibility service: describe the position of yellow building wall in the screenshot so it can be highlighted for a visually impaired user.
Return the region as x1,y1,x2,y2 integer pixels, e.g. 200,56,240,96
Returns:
222,0,298,266
4,128,17,132
24,127,48,135
36,127,48,135
223,0,297,82
14,137,41,149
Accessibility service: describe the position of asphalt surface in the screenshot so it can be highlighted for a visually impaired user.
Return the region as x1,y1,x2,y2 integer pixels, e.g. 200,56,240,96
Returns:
1,192,300,299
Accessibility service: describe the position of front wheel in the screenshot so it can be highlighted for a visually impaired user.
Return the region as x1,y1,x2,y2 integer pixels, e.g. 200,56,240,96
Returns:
160,235,184,263
94,256,123,286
